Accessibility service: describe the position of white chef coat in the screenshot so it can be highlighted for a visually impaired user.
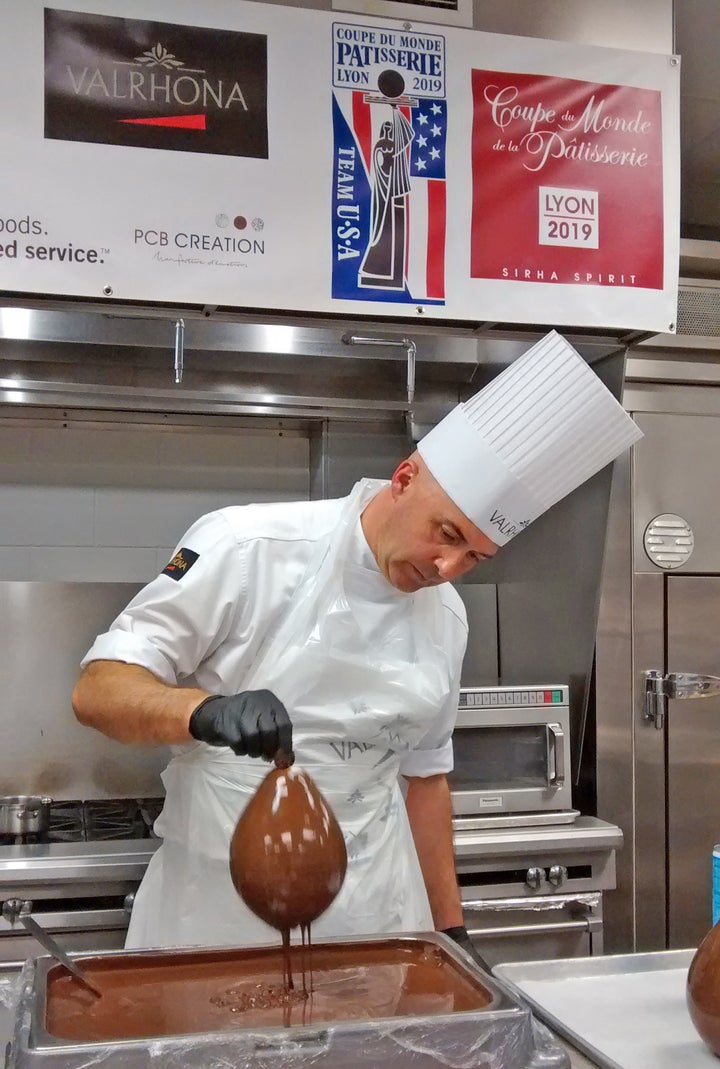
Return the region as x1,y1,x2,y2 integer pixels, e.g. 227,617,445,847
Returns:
83,490,468,778
82,485,469,947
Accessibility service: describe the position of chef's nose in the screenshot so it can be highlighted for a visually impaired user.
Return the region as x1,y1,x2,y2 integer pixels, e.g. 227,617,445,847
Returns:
435,547,474,581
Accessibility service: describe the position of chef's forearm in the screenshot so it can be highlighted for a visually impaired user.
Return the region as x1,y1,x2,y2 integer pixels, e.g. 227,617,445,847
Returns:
404,773,464,930
72,660,209,745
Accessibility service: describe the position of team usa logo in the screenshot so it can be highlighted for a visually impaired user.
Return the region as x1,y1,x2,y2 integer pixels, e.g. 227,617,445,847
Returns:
331,22,448,307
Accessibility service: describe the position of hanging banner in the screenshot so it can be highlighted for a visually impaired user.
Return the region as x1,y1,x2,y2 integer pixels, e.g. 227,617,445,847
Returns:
44,9,269,159
330,22,448,307
0,0,680,331
470,72,664,291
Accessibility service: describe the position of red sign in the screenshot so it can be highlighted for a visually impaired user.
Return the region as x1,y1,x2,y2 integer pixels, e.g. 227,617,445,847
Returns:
470,71,664,290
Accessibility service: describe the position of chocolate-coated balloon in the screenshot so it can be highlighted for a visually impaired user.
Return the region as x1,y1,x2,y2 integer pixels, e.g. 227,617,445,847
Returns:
687,919,720,1054
230,766,347,931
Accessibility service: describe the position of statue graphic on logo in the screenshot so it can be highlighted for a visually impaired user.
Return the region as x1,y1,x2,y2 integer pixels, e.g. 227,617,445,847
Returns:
359,70,417,291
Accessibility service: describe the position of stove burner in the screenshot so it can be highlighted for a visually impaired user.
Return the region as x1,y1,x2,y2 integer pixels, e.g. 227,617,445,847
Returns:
48,801,85,843
0,799,164,845
85,800,148,842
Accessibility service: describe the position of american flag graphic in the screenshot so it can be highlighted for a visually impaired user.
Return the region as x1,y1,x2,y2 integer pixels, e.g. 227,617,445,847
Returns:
408,97,447,301
331,90,447,304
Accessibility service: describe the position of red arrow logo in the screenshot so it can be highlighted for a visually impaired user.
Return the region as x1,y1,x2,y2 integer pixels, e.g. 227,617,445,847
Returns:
118,114,206,129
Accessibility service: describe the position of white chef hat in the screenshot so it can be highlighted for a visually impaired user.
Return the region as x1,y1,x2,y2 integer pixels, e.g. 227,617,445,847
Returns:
417,330,642,546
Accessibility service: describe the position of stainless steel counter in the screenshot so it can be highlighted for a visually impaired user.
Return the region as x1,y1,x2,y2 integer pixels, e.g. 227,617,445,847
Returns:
555,1037,604,1068
495,949,715,1069
452,816,623,859
0,816,621,901
0,840,157,891
0,815,621,882
0,840,160,960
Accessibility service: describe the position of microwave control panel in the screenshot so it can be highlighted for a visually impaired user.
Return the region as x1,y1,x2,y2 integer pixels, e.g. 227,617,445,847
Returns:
458,685,568,709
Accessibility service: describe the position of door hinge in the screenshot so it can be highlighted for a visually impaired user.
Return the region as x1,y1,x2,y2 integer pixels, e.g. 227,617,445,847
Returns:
643,670,720,729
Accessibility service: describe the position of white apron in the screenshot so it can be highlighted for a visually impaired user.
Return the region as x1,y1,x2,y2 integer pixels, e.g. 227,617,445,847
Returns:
127,479,455,948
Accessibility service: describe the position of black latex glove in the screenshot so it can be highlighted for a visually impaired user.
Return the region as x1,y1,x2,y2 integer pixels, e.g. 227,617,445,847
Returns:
442,925,492,973
189,690,293,762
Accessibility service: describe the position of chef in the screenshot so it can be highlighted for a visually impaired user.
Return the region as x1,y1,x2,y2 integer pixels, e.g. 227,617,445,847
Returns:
72,331,641,954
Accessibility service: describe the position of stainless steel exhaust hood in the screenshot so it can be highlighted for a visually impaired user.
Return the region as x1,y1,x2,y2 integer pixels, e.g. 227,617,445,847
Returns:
0,302,634,427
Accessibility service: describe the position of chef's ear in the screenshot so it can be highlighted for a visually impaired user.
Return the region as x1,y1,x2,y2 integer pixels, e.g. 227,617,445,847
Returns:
390,456,420,498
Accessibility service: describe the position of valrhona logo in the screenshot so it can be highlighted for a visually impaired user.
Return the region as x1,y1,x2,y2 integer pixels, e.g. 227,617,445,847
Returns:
44,9,268,158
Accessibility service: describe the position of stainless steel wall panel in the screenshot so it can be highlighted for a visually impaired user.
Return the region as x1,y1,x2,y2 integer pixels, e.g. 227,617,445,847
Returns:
472,0,672,52
0,416,310,582
457,585,498,686
625,383,720,413
0,582,167,799
633,410,720,573
599,381,720,952
666,574,720,948
468,350,629,785
308,419,412,500
595,450,635,952
632,572,667,950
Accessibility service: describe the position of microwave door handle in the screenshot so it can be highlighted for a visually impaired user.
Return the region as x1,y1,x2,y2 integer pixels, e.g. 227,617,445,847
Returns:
547,723,565,787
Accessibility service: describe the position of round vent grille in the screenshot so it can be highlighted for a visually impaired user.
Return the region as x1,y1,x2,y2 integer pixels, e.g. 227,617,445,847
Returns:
643,514,695,569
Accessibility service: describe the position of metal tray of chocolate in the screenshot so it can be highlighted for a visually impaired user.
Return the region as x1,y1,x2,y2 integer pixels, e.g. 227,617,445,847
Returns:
7,932,568,1069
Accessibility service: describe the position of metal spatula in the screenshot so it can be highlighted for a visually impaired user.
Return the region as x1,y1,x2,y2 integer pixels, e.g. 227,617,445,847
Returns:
2,899,102,998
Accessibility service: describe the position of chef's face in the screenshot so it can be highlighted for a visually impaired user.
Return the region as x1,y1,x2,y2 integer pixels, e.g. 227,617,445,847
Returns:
370,456,499,593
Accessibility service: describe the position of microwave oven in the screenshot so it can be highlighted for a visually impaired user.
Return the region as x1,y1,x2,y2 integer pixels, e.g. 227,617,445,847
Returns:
448,685,572,816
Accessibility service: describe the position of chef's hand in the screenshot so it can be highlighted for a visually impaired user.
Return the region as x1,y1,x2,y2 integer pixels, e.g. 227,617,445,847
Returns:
442,925,492,973
189,690,293,762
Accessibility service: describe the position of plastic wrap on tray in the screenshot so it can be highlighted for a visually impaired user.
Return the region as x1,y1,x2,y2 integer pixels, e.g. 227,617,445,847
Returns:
6,934,569,1069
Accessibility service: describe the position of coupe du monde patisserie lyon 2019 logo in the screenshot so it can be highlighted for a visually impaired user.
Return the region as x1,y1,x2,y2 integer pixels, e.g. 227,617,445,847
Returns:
44,8,268,158
331,22,448,308
469,70,664,289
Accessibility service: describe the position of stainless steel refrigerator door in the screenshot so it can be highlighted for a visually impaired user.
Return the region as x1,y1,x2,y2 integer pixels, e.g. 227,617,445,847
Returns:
666,574,720,948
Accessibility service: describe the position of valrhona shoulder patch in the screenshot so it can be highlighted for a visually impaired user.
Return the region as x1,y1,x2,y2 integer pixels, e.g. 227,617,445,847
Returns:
162,547,199,580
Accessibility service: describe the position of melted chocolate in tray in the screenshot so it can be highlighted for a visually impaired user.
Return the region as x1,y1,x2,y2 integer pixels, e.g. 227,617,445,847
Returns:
44,939,494,1042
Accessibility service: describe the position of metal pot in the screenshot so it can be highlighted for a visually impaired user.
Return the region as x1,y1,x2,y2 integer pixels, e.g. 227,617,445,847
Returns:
0,796,53,836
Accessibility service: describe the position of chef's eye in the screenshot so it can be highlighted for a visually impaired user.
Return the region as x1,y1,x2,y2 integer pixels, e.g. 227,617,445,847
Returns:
441,526,459,542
